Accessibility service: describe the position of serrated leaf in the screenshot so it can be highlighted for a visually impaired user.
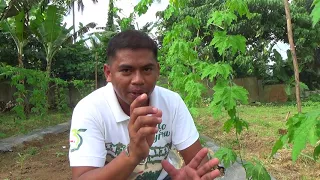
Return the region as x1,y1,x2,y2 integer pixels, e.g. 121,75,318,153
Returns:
291,111,320,161
164,6,176,20
244,160,271,180
227,107,236,119
311,0,320,27
309,127,318,146
223,118,235,133
314,144,320,160
207,10,237,27
210,31,246,56
271,134,288,157
226,0,250,17
235,118,249,134
213,147,237,168
134,0,153,16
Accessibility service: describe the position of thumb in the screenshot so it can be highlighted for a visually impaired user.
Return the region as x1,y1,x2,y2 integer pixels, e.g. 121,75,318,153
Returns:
161,160,178,178
130,93,148,114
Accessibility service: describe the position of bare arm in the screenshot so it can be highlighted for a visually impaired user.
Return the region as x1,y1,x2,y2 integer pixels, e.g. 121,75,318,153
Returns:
179,139,208,166
72,151,140,180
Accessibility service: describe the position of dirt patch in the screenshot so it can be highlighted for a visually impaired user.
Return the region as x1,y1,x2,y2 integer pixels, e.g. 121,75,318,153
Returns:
0,132,71,180
196,116,320,180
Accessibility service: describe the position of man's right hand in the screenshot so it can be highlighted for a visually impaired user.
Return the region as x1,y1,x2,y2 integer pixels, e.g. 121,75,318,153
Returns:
128,93,162,163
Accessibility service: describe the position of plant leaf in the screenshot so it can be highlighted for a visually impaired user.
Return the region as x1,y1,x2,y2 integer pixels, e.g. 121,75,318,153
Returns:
213,147,237,168
244,160,271,180
292,111,320,161
271,134,288,157
314,144,320,160
311,0,320,27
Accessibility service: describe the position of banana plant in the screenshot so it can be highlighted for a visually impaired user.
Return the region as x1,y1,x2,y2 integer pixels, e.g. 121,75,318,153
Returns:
0,10,27,67
30,5,96,77
0,0,49,21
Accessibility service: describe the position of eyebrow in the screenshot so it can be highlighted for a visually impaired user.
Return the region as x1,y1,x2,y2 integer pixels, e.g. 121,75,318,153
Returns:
118,63,155,69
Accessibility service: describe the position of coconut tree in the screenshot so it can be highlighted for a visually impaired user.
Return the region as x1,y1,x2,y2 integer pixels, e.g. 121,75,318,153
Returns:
67,0,98,43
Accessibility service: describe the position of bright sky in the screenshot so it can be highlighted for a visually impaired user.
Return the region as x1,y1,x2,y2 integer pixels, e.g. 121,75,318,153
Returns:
63,0,169,31
63,0,289,59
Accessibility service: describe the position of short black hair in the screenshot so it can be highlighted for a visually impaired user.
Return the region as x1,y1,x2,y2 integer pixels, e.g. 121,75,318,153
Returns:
107,30,158,63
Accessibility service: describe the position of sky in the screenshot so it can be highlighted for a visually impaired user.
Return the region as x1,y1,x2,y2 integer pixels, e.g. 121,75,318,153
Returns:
63,0,169,31
63,0,289,59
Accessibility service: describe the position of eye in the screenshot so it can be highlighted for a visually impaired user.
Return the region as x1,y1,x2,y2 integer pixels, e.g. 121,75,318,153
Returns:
120,69,130,73
144,67,153,72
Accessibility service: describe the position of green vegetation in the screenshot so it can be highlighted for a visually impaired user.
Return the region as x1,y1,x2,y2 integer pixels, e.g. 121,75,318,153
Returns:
0,0,320,179
0,111,71,139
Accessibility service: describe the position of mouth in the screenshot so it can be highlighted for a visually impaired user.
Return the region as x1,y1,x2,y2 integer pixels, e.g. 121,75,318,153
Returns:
129,91,145,99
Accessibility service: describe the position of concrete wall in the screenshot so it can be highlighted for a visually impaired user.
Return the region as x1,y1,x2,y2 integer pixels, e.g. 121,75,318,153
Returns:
1,77,314,108
0,79,107,110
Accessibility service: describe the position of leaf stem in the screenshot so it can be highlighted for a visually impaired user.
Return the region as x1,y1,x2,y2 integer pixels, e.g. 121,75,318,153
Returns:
236,131,244,165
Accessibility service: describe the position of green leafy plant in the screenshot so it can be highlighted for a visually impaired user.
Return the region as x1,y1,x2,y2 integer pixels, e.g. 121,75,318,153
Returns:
311,0,320,27
150,0,272,179
72,80,95,100
51,78,69,112
271,111,320,161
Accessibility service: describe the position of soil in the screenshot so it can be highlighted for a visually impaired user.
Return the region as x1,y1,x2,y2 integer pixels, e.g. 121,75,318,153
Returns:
0,132,72,180
1,122,320,180
197,118,320,180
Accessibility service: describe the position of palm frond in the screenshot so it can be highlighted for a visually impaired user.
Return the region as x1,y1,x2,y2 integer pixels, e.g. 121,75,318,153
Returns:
68,22,97,42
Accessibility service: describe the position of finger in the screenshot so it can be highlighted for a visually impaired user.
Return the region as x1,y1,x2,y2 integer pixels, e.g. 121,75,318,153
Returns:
161,160,179,178
133,116,162,132
188,148,209,169
137,126,158,138
185,166,201,180
129,106,159,126
130,93,148,115
201,169,220,180
151,108,162,118
197,158,219,177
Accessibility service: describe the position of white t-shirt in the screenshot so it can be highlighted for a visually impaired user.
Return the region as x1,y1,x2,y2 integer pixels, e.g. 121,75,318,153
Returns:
69,82,199,180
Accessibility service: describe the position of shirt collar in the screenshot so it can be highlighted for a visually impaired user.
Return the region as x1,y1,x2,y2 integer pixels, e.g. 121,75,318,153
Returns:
105,83,158,123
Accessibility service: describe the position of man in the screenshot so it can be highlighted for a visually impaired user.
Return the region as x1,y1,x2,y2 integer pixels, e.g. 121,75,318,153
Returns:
69,30,220,180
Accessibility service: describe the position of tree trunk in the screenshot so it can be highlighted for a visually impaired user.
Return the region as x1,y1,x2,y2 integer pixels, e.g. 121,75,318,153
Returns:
18,43,24,68
18,53,23,68
46,57,51,77
283,0,302,113
95,52,98,89
72,1,76,44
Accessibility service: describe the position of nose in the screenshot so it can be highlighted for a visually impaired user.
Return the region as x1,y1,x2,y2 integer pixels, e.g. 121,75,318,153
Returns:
131,71,144,85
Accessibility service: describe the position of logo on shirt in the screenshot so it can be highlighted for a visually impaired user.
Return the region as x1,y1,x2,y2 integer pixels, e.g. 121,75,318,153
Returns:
154,123,170,143
70,128,87,152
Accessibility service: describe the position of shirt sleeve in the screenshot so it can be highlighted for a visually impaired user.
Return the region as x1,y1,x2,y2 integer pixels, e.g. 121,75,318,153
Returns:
69,101,107,167
171,94,199,151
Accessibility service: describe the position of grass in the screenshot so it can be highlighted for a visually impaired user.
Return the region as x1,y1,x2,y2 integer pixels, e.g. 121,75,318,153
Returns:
195,101,320,180
0,110,72,139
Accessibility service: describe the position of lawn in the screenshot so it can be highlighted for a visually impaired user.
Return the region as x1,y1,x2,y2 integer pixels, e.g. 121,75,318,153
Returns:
195,102,320,180
0,103,319,179
0,111,72,139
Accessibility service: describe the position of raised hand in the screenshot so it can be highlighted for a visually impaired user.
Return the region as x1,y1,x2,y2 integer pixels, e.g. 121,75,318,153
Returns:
128,93,162,163
162,148,221,180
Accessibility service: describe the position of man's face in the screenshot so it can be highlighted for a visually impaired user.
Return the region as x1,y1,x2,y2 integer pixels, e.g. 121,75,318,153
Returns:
104,49,160,108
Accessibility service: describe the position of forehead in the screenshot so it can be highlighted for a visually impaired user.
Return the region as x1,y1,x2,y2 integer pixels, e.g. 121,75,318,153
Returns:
111,49,156,66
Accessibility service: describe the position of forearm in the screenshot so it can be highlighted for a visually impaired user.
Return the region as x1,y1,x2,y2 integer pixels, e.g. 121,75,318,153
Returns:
76,151,140,180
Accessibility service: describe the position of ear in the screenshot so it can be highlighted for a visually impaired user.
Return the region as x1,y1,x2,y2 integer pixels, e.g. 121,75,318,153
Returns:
104,64,112,82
